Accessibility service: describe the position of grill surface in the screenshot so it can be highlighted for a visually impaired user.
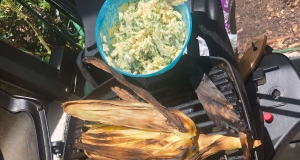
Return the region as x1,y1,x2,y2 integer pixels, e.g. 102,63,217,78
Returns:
63,58,248,160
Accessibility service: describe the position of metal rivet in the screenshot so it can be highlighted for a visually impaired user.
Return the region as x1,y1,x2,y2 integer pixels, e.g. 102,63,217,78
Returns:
252,42,258,51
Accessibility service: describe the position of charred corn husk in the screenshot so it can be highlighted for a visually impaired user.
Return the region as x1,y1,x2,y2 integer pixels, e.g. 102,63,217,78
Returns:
62,57,261,159
63,87,261,160
193,134,261,159
63,96,197,159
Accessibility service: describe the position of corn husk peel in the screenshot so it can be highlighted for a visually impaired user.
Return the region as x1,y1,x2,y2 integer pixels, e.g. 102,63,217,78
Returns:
62,57,261,160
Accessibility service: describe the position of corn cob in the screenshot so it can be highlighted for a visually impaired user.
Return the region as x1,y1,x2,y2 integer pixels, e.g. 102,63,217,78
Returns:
62,57,261,159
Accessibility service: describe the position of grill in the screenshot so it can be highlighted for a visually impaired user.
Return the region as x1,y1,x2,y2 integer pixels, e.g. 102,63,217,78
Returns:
1,1,300,160
63,56,254,160
57,0,260,159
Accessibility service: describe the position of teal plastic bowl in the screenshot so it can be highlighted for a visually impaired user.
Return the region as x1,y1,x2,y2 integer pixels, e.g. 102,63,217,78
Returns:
95,0,192,78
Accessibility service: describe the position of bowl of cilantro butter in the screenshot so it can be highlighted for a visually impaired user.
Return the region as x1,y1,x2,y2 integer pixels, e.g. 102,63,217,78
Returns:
95,0,192,78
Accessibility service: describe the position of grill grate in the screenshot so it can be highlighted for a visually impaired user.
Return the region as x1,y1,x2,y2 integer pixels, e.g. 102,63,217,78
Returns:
208,68,245,124
63,65,246,160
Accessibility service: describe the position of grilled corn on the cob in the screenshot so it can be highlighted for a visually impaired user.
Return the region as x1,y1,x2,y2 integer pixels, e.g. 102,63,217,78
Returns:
62,57,261,159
